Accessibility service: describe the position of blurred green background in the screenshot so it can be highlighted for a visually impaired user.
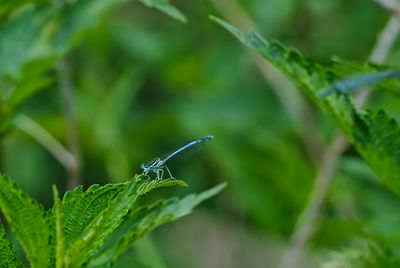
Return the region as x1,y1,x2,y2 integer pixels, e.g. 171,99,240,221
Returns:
2,0,400,267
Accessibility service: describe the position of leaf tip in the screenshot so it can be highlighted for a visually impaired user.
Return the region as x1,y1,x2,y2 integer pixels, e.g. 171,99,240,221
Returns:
52,184,60,202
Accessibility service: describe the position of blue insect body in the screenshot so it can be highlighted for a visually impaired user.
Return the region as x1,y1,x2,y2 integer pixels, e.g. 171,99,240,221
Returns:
141,136,214,180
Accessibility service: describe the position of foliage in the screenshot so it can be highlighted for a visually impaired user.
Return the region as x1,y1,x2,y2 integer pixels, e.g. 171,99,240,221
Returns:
0,0,184,132
0,173,224,267
2,0,400,267
211,16,400,197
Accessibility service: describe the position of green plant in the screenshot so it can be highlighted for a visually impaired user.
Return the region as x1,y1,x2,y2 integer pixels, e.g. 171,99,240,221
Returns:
0,2,228,266
0,173,225,267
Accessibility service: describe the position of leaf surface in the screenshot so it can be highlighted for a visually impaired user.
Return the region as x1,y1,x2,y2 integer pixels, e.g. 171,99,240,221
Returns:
0,174,54,267
56,175,186,267
89,182,227,267
0,221,21,268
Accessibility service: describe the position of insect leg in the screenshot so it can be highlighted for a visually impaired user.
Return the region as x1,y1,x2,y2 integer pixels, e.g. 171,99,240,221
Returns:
162,165,174,179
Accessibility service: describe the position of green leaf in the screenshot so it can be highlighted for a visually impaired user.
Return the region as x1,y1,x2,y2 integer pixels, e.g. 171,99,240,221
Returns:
0,0,185,121
211,16,400,196
56,175,186,267
89,182,227,267
137,0,187,23
61,183,126,251
4,58,56,115
0,221,21,267
318,68,400,98
0,174,54,267
0,5,57,79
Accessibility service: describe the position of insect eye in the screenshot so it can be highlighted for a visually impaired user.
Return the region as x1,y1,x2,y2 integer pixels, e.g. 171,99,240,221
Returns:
141,164,145,169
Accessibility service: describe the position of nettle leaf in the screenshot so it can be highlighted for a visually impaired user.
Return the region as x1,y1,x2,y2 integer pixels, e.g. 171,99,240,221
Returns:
89,182,227,267
137,0,187,23
0,174,54,267
0,220,21,267
56,175,187,267
211,17,400,196
0,172,220,267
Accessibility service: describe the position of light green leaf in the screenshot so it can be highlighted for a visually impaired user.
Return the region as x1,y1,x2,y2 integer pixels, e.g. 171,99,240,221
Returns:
137,0,187,23
57,175,186,267
89,182,227,267
211,16,400,196
0,174,54,267
0,221,21,267
61,183,127,251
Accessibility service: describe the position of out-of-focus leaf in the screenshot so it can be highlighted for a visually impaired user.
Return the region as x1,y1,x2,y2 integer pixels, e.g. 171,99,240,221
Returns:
0,5,53,78
137,0,186,23
320,241,400,268
4,58,56,114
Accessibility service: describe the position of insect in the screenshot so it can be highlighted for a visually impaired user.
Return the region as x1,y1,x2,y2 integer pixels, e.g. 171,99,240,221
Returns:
141,136,214,180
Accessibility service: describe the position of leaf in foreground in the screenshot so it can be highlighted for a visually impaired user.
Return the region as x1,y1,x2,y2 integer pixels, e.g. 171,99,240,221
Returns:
0,174,54,267
56,175,187,267
89,182,227,267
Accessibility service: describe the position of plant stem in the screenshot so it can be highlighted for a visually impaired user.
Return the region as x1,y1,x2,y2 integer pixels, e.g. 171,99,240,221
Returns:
14,115,76,171
57,59,81,189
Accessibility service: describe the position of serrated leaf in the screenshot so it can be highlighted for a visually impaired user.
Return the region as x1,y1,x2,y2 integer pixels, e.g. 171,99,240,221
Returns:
0,174,54,267
211,17,400,196
137,0,186,23
62,183,127,251
56,175,185,267
0,221,21,267
89,182,227,267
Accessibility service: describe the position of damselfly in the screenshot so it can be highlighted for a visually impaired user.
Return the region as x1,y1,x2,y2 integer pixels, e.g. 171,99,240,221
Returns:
141,136,214,180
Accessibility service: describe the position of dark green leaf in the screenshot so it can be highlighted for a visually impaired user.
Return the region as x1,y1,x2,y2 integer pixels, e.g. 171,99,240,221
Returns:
0,221,21,267
137,0,186,23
